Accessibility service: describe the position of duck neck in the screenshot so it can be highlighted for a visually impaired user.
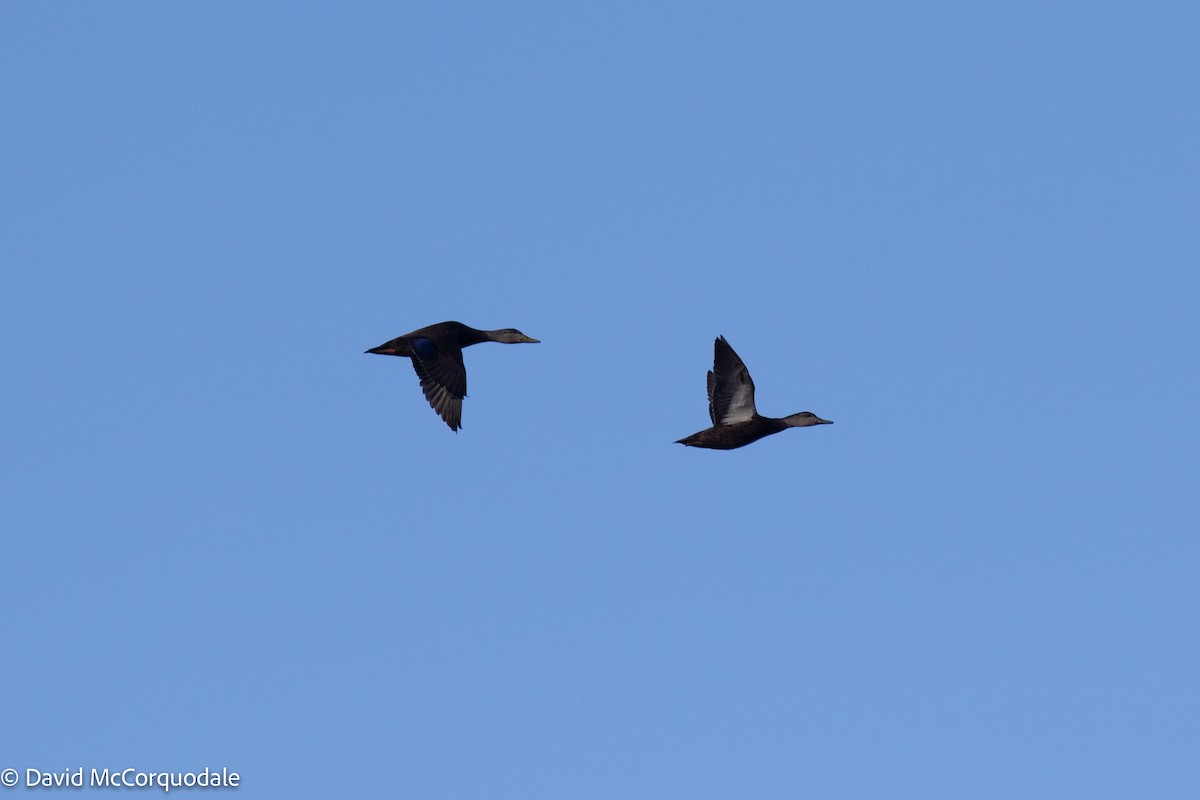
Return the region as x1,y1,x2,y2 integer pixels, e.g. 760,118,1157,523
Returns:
457,326,494,346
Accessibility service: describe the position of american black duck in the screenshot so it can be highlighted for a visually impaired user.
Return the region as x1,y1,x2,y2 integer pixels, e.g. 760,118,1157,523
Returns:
676,335,831,450
366,321,539,431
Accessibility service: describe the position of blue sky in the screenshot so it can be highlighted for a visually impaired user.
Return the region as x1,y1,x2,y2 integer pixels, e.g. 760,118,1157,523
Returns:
2,2,1197,797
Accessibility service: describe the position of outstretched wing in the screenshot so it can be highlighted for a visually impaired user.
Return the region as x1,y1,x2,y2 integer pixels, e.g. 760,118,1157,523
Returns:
708,336,757,425
409,335,468,431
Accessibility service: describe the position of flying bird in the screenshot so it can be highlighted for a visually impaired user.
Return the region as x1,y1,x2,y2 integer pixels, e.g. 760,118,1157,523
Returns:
366,321,539,431
676,335,832,450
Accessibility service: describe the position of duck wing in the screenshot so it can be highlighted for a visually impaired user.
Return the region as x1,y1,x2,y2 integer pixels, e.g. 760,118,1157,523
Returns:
708,336,757,425
408,335,468,431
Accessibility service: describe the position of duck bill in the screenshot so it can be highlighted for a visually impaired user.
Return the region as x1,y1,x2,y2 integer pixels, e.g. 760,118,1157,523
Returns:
517,335,540,343
365,345,398,355
816,417,833,425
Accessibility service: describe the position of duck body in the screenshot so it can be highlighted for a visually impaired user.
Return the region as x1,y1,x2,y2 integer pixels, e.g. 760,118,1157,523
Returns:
675,335,831,450
675,416,791,450
366,321,538,431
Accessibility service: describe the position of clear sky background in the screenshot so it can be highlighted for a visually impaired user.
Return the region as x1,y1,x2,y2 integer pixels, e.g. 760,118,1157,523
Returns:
2,2,1198,798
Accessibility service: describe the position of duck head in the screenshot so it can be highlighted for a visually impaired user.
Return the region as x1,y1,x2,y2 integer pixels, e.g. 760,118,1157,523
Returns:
782,412,833,427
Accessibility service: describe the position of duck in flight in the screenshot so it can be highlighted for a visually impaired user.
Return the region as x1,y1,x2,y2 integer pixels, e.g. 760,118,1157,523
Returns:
676,335,832,450
366,321,539,431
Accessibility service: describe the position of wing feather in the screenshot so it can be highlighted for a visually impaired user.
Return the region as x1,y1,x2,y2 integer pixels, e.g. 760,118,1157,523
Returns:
410,353,467,431
709,336,757,425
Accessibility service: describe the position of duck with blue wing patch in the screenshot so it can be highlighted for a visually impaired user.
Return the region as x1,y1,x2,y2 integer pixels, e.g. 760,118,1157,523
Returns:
366,321,539,431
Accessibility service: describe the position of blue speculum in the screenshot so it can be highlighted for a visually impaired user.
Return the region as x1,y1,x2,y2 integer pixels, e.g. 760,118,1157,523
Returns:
412,337,438,359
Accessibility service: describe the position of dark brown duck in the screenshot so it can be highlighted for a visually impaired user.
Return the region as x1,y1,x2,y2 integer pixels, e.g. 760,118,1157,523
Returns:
366,321,539,431
676,336,831,450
